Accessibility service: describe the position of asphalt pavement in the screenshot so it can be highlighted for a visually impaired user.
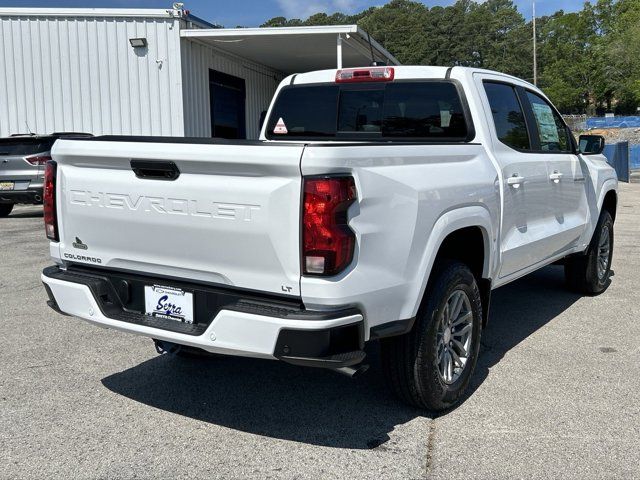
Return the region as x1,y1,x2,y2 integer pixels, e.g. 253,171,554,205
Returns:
1,183,639,479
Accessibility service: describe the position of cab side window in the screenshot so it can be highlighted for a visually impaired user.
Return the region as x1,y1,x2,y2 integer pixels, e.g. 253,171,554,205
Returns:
526,91,572,153
483,82,531,151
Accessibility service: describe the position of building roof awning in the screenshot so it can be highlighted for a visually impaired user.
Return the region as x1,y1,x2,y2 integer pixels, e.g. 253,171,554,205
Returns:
180,25,400,75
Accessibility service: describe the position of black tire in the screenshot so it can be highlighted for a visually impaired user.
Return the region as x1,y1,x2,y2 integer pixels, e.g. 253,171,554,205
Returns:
564,210,614,295
380,260,483,411
0,203,14,217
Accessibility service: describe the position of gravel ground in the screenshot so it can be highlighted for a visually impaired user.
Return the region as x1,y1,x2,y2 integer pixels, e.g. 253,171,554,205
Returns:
578,127,640,145
1,184,639,479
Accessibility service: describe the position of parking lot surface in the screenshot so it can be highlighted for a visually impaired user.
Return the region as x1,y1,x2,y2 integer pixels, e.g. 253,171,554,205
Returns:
1,183,639,480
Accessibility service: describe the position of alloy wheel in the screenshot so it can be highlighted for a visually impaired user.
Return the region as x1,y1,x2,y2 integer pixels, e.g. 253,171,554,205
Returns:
436,289,474,385
597,224,611,280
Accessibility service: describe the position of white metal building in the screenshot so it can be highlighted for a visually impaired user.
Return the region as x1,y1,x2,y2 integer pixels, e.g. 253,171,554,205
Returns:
0,6,398,139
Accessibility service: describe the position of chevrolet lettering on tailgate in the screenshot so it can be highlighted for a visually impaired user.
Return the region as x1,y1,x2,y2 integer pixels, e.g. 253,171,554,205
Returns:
69,190,261,221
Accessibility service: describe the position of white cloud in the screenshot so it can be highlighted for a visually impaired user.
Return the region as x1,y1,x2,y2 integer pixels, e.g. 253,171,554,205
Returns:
276,0,359,19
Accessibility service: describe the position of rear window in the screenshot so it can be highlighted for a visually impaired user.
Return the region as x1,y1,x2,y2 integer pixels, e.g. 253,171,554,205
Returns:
0,138,55,156
265,81,471,141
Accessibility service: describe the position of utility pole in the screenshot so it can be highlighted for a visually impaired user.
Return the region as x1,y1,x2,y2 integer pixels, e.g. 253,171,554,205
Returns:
533,0,537,86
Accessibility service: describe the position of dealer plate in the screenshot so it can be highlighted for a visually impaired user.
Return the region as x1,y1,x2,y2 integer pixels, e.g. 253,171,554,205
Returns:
144,284,194,324
0,181,14,191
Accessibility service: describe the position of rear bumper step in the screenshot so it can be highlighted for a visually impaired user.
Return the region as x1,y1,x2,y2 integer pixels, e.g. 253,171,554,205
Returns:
42,265,365,367
274,323,365,368
279,350,366,368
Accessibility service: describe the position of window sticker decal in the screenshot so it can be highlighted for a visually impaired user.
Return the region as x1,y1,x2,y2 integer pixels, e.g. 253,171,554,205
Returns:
273,117,288,134
531,102,559,143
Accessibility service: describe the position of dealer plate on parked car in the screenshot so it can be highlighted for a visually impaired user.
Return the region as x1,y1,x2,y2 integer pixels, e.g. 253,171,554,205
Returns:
144,285,194,324
0,181,14,190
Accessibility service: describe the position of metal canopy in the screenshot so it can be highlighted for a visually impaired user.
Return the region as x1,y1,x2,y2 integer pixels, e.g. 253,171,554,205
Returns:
181,25,399,75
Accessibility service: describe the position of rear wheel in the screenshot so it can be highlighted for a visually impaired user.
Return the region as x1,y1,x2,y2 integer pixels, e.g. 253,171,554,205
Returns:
381,260,483,410
0,203,14,217
565,210,614,295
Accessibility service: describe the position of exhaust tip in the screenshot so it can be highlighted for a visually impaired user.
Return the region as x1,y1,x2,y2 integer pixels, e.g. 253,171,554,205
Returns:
154,339,182,355
334,363,370,378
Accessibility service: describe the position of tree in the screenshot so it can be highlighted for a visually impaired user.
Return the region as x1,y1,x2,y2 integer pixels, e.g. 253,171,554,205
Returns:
357,1,431,65
258,0,639,114
537,11,599,112
600,0,640,113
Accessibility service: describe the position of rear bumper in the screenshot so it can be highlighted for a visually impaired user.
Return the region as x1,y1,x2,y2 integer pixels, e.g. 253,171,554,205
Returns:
41,266,365,367
0,187,43,204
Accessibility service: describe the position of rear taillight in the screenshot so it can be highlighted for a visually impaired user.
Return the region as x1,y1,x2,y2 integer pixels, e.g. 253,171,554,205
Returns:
25,154,52,166
303,176,357,276
335,67,394,83
43,161,58,241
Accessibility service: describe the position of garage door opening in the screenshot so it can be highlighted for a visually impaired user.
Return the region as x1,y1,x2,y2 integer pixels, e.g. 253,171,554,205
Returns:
209,70,246,139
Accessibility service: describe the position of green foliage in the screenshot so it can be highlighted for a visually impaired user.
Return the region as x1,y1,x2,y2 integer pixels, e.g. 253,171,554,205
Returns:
602,0,640,113
357,0,432,65
258,0,639,114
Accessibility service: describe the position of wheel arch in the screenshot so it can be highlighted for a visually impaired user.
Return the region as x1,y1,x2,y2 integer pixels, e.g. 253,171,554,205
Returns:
409,205,495,325
601,189,617,222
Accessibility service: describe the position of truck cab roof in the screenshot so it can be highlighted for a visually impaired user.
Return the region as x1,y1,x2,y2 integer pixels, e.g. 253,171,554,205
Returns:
287,65,537,90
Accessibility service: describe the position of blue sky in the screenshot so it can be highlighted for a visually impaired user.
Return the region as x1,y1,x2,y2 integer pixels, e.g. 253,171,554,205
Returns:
0,0,587,26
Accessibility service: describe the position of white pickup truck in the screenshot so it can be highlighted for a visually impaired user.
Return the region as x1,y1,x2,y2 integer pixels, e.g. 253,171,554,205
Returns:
41,66,617,410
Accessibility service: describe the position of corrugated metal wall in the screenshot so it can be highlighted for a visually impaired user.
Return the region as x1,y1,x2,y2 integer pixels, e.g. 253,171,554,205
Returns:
0,15,184,137
181,39,284,139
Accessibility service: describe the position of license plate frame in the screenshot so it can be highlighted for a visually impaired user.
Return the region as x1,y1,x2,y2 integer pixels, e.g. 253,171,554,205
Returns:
144,284,195,324
0,181,14,191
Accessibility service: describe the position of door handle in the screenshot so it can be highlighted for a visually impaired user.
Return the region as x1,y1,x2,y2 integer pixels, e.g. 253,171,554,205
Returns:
507,175,525,188
549,171,564,183
130,160,180,181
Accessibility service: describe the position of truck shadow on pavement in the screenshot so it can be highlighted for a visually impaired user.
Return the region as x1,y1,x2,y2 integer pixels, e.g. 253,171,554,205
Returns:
102,265,581,449
464,265,583,401
8,208,43,218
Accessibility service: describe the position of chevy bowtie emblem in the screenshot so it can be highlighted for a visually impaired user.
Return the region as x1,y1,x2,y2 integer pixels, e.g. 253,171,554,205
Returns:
72,237,88,250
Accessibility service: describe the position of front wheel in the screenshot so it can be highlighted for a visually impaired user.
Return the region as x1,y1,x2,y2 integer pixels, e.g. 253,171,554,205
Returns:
380,260,483,411
565,210,614,295
0,203,14,217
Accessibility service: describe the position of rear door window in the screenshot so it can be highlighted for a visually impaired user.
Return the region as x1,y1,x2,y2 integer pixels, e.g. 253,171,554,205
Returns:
483,82,531,150
266,81,470,141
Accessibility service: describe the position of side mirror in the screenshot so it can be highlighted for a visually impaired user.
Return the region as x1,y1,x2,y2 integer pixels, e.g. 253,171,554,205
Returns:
259,110,267,131
579,134,605,155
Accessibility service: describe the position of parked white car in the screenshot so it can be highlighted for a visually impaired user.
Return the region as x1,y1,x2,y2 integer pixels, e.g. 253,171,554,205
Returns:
41,66,617,410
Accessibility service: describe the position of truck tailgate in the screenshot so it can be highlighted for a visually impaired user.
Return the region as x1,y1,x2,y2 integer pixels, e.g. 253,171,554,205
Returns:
51,139,304,297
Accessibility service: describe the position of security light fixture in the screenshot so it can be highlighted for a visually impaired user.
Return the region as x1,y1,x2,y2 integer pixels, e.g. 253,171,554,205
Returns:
129,38,147,48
